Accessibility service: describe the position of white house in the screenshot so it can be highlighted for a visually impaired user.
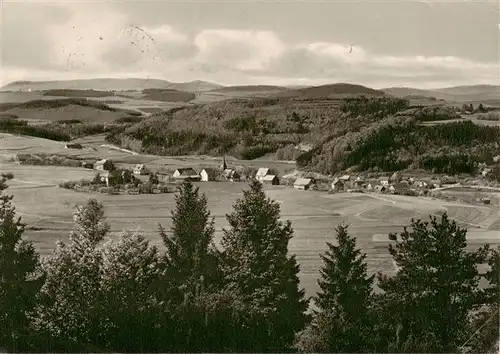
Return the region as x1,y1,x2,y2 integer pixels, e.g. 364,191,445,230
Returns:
173,168,200,181
294,178,314,190
379,177,390,186
331,179,345,192
94,159,114,171
256,168,271,181
200,168,218,182
262,175,279,185
223,169,240,182
133,164,148,175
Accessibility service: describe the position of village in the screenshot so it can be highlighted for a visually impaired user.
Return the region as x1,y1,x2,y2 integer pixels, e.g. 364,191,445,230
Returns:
84,154,498,204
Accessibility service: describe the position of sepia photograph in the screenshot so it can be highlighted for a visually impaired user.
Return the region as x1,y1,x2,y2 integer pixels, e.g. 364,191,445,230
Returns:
0,0,499,352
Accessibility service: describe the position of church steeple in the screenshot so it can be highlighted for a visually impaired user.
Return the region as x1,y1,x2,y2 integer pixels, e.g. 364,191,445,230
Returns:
221,155,227,170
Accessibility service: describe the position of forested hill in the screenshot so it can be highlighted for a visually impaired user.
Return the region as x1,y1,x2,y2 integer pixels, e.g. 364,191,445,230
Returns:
105,95,500,175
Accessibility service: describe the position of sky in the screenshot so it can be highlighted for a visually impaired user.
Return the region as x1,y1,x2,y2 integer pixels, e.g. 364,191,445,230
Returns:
1,0,499,89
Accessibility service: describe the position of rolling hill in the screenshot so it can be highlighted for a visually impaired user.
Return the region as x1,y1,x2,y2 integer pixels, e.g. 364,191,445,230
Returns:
273,83,385,98
382,85,500,105
0,98,141,122
168,80,224,92
2,78,173,92
208,85,289,93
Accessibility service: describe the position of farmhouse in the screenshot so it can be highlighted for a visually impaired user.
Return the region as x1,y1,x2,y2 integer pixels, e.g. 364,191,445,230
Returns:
391,182,410,194
94,159,114,171
430,179,442,188
331,179,345,192
256,168,271,181
353,176,365,188
200,168,218,182
222,169,240,182
374,185,386,193
294,178,315,190
339,175,351,181
379,177,390,186
133,164,148,175
415,180,429,188
100,169,133,187
65,143,83,149
173,168,200,181
262,175,279,185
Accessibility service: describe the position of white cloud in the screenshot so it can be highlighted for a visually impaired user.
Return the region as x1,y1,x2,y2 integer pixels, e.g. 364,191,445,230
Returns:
1,3,498,89
192,29,285,72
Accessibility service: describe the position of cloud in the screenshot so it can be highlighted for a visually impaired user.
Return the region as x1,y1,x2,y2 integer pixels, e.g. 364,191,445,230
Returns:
1,2,498,89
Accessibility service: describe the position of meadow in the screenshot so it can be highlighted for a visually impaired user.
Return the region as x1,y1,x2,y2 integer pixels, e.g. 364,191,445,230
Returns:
2,148,499,297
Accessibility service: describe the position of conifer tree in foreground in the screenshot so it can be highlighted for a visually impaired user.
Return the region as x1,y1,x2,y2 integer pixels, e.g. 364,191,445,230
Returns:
0,173,45,352
377,213,490,353
159,181,219,298
466,245,499,353
297,224,374,353
220,180,308,351
35,199,110,350
157,181,222,351
100,231,164,352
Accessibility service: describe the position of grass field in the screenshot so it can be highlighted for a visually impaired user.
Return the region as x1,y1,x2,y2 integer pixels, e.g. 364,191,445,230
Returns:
2,163,499,297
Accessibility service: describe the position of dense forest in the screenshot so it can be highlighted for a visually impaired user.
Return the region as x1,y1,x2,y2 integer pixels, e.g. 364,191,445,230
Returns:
299,119,500,175
105,95,499,175
0,175,498,353
0,98,117,112
105,96,411,159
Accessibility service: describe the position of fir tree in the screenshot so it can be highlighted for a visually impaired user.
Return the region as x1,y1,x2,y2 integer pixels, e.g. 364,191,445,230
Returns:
377,213,489,352
220,180,308,351
100,231,164,352
159,181,219,297
35,199,110,350
157,181,221,351
0,174,44,352
466,246,499,353
297,224,374,352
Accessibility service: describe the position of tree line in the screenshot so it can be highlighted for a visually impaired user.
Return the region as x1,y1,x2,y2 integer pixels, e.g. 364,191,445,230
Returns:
0,174,498,353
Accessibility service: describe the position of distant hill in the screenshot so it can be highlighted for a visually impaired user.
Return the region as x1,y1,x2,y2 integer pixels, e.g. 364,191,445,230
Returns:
0,98,140,122
382,85,500,104
273,83,385,98
141,89,195,102
168,80,223,92
2,78,173,92
209,85,289,93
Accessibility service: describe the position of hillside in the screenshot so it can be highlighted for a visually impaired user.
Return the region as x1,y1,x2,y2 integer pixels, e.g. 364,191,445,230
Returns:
0,98,141,122
383,85,500,105
2,78,173,92
273,83,385,98
168,80,223,92
105,94,500,176
209,85,289,93
105,95,409,160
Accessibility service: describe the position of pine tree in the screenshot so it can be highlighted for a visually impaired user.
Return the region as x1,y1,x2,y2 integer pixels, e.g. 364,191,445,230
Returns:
377,213,489,352
35,199,110,350
220,180,308,351
157,181,221,351
0,175,44,352
159,181,219,297
100,231,164,352
466,246,499,353
297,224,374,352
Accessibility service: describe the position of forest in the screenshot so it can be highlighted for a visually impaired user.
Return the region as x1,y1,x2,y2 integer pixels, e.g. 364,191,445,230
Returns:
0,174,498,353
105,95,499,175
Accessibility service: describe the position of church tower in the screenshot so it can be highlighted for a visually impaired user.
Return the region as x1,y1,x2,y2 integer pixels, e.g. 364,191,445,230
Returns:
221,155,227,171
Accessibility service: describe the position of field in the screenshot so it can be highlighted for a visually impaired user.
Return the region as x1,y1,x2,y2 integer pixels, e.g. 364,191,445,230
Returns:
2,133,499,298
